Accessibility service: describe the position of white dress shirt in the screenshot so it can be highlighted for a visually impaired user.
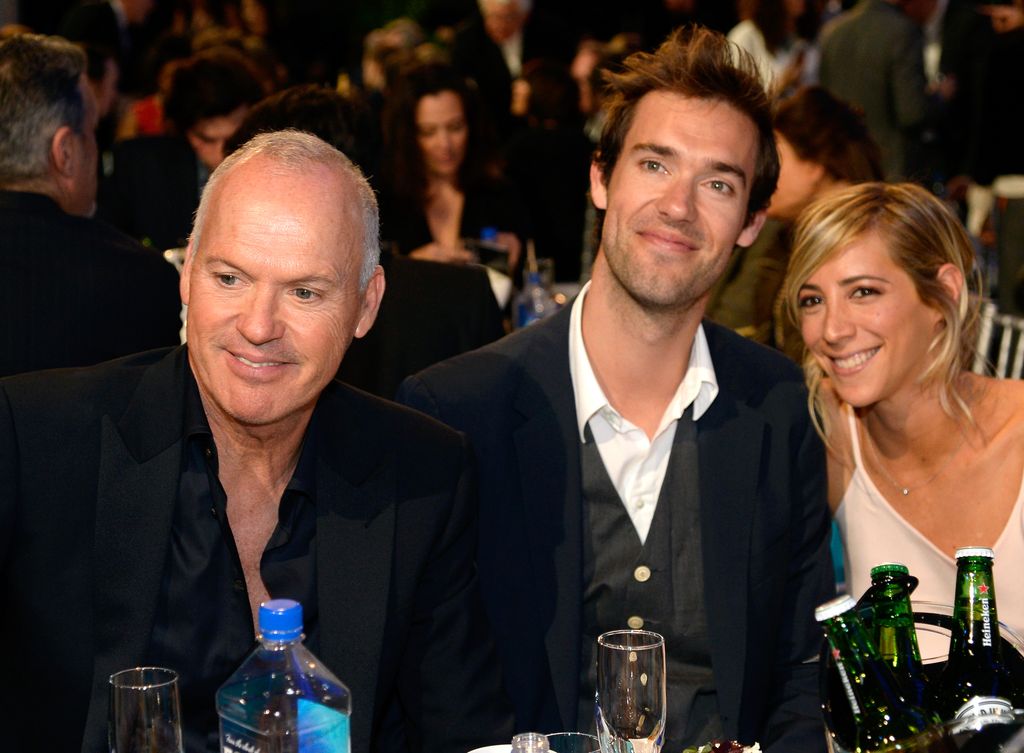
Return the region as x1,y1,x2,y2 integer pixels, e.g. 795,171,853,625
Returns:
568,282,718,544
499,31,524,78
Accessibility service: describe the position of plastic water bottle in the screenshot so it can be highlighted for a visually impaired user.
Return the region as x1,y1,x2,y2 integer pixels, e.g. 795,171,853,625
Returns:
514,271,557,329
217,599,351,753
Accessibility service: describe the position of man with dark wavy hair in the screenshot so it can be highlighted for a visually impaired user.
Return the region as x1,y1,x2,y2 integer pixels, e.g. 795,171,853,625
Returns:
400,26,833,752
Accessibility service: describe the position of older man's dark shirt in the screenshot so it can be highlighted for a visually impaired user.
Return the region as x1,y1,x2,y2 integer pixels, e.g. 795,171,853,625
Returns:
144,371,319,752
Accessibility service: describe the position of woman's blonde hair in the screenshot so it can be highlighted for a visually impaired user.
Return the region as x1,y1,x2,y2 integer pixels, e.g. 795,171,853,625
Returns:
782,182,980,440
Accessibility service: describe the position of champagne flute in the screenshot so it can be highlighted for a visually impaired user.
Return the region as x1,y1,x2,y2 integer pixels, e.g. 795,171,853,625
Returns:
109,667,184,753
595,630,666,753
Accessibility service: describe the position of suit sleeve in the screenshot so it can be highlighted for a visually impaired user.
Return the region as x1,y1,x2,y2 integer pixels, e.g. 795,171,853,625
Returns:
395,375,441,421
890,25,932,132
392,433,515,753
761,400,834,753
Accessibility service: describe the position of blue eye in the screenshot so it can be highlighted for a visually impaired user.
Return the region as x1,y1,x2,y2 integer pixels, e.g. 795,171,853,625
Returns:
708,180,733,195
294,288,317,301
218,274,238,286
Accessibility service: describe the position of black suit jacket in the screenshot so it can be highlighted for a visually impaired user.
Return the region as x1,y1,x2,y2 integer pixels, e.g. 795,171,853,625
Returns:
0,347,513,753
58,0,149,92
398,307,833,751
0,190,182,377
338,254,504,398
451,11,576,140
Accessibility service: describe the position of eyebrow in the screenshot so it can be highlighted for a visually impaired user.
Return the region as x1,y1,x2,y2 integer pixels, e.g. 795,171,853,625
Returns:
631,142,749,184
799,274,891,291
203,257,341,288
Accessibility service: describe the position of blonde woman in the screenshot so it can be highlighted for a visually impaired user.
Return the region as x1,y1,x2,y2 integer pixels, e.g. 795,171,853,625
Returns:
783,182,1024,635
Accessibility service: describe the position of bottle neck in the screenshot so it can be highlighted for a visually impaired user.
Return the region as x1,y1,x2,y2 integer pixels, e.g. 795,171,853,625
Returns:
871,581,923,665
949,566,1003,660
260,634,302,650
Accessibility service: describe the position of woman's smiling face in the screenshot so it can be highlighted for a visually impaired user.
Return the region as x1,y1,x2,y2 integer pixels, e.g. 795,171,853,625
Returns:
797,231,946,408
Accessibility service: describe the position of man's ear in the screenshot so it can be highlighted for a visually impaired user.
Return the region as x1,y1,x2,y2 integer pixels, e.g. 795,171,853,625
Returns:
736,209,767,248
354,265,385,339
589,161,608,210
180,241,196,306
50,125,77,178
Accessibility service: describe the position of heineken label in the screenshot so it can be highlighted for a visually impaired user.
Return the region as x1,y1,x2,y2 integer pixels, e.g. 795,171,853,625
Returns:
953,695,1014,721
832,649,861,715
980,588,993,647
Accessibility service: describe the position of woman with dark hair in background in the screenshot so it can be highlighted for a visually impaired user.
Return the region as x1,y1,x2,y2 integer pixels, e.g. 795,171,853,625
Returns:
378,61,528,273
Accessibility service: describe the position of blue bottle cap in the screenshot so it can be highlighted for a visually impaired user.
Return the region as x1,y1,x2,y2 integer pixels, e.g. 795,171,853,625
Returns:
259,599,303,642
480,226,498,241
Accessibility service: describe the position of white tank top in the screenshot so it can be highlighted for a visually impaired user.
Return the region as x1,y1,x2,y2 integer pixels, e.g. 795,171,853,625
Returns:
835,407,1024,646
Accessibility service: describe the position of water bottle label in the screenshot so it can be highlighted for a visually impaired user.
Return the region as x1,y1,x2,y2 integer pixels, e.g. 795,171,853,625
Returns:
952,695,1014,722
220,701,349,753
299,699,350,753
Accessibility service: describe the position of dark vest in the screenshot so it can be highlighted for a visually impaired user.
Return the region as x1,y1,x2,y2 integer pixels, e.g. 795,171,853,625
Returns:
576,412,724,750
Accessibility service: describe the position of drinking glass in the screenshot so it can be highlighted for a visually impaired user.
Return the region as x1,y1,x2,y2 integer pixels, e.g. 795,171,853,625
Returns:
109,667,184,753
546,731,600,753
595,630,666,753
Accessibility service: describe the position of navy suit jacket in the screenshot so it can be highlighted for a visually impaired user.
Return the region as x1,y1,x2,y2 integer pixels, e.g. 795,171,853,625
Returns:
0,347,512,753
398,306,833,751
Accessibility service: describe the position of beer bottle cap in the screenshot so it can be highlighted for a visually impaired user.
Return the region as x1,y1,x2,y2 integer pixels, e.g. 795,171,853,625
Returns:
870,562,909,578
954,546,994,560
815,594,857,622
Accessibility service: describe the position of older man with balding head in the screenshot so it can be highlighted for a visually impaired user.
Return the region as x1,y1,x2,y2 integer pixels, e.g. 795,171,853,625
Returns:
0,130,512,752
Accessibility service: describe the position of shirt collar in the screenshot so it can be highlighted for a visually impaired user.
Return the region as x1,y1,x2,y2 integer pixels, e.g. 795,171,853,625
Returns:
182,364,317,497
109,0,128,30
568,281,719,442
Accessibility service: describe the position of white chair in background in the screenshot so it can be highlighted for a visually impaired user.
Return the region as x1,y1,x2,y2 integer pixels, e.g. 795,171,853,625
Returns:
973,300,1024,378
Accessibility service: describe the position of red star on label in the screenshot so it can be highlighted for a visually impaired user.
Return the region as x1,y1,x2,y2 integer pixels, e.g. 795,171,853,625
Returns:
833,648,841,660
979,584,990,594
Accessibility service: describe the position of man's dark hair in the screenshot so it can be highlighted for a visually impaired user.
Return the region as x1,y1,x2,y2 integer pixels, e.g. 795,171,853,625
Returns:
775,85,882,184
163,46,264,134
0,33,86,184
594,25,779,219
226,83,374,170
522,59,581,128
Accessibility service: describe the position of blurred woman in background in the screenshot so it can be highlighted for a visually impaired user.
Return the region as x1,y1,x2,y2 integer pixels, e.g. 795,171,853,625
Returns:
378,61,528,273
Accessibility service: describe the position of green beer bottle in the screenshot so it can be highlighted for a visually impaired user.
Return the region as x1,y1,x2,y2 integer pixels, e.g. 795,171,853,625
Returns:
866,563,930,708
932,547,1023,721
817,595,941,752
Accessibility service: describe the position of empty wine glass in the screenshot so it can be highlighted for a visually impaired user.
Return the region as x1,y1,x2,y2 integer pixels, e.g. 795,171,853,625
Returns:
595,630,666,753
109,667,184,753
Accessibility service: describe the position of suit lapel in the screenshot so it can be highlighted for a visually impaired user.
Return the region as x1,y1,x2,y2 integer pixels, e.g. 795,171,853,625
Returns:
696,386,764,736
314,387,395,753
512,309,584,730
81,349,187,753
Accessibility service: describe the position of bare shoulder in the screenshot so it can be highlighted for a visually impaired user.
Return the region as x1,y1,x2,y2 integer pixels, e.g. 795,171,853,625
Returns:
975,375,1024,440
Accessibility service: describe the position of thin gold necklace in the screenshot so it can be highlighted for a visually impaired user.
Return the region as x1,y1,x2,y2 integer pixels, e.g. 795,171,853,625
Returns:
861,421,967,496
